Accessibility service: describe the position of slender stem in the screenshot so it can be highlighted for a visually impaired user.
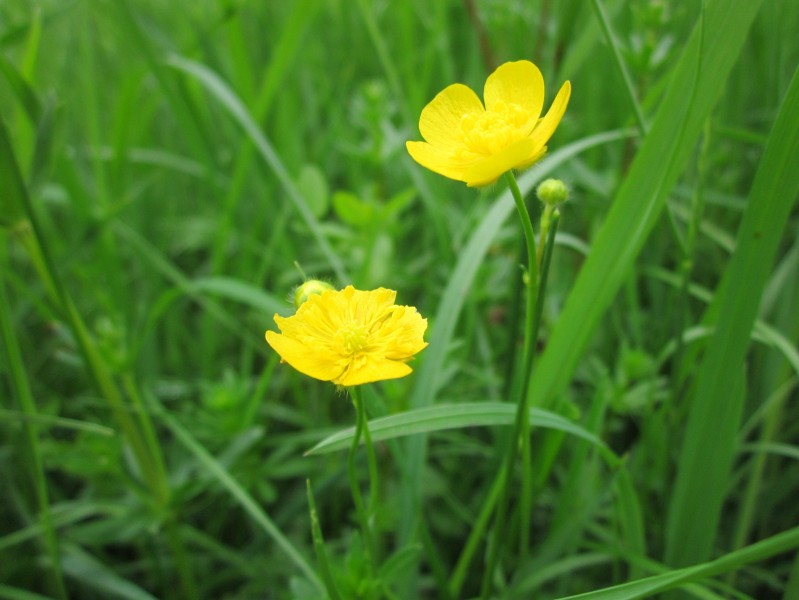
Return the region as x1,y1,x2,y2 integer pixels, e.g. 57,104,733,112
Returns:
307,480,343,600
536,204,555,266
590,0,648,136
449,458,507,598
480,172,543,598
347,386,377,573
359,386,381,560
519,210,560,560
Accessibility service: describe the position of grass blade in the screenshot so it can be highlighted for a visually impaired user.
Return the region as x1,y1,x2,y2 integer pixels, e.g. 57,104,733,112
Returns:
154,403,322,592
306,403,617,465
665,63,799,568
167,55,348,283
525,0,764,411
553,526,799,600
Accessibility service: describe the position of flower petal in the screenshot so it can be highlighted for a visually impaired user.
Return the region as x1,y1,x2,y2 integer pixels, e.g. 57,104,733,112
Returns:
418,83,484,149
484,60,545,124
406,141,469,182
336,355,413,387
462,137,539,187
528,80,571,148
265,330,344,382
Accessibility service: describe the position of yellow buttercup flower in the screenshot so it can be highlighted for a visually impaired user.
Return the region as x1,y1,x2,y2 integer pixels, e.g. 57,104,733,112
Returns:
406,60,571,187
265,285,428,387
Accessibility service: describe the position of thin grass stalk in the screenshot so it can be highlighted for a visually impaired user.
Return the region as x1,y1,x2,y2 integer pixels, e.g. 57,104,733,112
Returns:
0,255,68,600
590,0,648,136
728,400,781,589
306,480,343,600
670,120,712,405
449,458,506,597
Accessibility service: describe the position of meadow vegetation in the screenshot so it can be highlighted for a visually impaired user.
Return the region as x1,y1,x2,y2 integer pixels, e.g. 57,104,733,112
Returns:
2,0,799,598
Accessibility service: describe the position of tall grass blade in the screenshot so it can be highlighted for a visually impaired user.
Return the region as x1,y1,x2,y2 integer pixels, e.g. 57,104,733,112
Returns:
525,0,764,411
665,63,799,568
306,403,616,463
167,56,348,283
552,526,799,600
154,404,322,592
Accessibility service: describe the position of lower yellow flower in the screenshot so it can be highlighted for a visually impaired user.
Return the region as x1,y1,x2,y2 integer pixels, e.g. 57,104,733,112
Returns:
265,285,428,386
406,60,571,187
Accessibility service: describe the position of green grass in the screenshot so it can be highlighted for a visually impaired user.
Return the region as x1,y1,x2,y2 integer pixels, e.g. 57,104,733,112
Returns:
2,0,799,598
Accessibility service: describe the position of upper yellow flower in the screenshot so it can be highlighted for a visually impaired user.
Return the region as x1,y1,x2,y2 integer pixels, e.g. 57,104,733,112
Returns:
406,60,571,187
265,285,428,387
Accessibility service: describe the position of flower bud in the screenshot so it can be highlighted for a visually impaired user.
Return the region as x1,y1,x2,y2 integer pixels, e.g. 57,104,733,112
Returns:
536,178,568,206
293,280,335,309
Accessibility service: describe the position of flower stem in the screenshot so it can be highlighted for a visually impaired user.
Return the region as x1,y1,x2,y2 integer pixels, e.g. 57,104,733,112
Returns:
348,386,379,573
480,172,558,599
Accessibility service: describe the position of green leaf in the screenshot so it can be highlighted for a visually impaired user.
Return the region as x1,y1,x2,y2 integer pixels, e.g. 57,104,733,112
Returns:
154,403,323,593
168,55,347,283
61,544,158,600
297,164,329,219
666,62,799,568
527,0,765,414
0,57,41,123
306,403,617,466
333,190,374,228
0,119,27,228
189,276,286,317
552,526,799,600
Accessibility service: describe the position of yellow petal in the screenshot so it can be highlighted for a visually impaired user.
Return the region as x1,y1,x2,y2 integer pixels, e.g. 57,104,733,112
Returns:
406,141,469,182
265,330,343,382
336,355,413,387
483,60,545,124
418,83,484,150
528,80,571,148
462,137,539,187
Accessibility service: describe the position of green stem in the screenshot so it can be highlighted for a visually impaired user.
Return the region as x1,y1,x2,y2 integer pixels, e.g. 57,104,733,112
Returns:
536,204,555,266
449,458,507,597
480,172,547,598
348,386,378,574
519,209,560,561
307,480,343,600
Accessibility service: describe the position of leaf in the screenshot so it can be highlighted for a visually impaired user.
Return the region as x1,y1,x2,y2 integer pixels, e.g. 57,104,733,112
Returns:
552,526,799,600
526,0,765,415
306,403,617,466
333,190,374,228
168,56,347,282
189,276,287,316
666,62,799,568
297,164,329,219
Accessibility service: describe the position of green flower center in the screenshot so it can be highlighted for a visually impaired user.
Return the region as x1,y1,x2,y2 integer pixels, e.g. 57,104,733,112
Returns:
460,102,530,155
337,322,369,354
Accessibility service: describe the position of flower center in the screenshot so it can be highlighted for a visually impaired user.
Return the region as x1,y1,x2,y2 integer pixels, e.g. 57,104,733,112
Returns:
337,322,369,354
459,102,530,156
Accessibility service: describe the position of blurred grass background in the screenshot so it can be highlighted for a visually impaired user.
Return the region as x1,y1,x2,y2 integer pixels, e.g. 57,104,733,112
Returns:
2,0,799,598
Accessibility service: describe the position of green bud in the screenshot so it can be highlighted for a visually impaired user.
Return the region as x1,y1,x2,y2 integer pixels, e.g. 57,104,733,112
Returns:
293,280,335,309
536,178,568,206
